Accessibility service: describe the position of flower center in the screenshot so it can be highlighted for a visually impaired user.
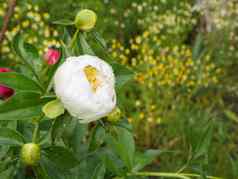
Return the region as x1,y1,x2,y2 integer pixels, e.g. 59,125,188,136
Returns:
84,65,101,92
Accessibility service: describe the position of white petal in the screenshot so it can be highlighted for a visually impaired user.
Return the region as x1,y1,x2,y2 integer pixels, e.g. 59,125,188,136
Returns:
54,55,116,122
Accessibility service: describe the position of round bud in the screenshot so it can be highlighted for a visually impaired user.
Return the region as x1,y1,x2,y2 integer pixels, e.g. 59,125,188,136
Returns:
107,107,122,123
74,9,97,31
21,143,41,166
0,67,14,100
44,48,61,65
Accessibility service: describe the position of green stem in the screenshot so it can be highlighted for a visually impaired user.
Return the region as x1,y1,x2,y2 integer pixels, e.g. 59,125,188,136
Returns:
69,29,80,48
182,173,223,179
128,172,223,179
32,122,39,143
32,115,44,143
127,172,190,179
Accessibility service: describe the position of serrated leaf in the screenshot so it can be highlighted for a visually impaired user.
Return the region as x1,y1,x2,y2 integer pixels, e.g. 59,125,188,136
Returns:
0,128,25,146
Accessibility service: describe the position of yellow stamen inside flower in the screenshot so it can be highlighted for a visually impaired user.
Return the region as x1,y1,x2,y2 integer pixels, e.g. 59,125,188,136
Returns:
84,65,100,92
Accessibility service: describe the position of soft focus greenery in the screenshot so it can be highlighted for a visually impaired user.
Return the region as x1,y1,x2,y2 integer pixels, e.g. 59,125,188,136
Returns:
1,0,238,178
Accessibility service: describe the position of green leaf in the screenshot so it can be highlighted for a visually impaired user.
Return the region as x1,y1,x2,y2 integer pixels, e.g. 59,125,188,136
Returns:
111,62,134,89
70,122,88,155
224,110,238,123
0,72,42,92
79,32,95,55
192,33,204,60
132,149,161,172
92,31,107,49
0,127,25,146
106,127,135,170
100,148,124,175
13,34,40,66
33,163,50,179
43,146,79,170
42,99,65,119
90,163,105,179
53,19,74,26
0,92,48,121
230,155,238,178
50,114,70,144
194,122,214,159
12,34,42,84
0,146,9,159
0,166,13,179
89,125,106,151
40,157,66,179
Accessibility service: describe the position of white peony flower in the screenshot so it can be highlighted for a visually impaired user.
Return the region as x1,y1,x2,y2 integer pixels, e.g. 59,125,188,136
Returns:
54,55,116,123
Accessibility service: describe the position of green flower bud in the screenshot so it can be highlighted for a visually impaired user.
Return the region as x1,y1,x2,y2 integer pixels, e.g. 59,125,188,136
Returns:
107,107,122,123
74,9,97,31
21,143,40,166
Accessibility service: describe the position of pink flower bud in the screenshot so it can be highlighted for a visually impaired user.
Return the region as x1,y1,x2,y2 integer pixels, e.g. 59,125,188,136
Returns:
44,48,61,65
0,67,11,73
0,68,14,100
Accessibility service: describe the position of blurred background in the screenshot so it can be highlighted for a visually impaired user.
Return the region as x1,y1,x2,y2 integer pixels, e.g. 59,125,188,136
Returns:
1,0,238,178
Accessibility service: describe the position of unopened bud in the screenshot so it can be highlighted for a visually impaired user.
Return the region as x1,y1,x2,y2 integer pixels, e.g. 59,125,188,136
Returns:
21,143,40,166
44,48,61,65
74,9,97,31
107,107,122,123
0,68,14,99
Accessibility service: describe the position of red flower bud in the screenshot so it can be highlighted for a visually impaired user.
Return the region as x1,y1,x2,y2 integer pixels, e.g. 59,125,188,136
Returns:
0,68,14,100
0,67,11,73
44,48,61,65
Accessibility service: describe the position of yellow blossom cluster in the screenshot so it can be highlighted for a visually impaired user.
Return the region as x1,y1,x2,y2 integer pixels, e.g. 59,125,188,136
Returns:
110,36,222,92
0,3,60,60
132,1,196,44
109,1,224,127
